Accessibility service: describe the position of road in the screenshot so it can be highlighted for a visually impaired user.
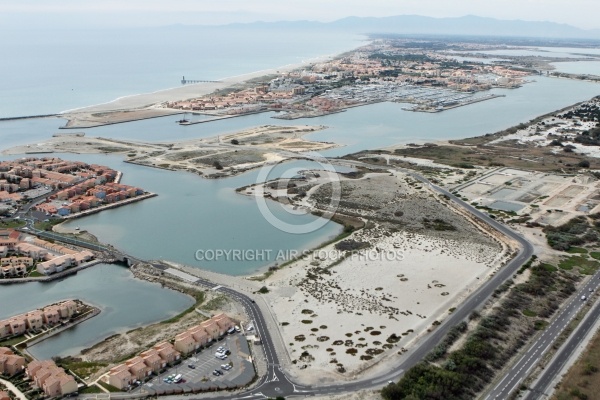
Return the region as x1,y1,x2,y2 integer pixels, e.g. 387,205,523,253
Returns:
485,276,600,399
158,162,536,399
11,161,540,399
521,281,600,400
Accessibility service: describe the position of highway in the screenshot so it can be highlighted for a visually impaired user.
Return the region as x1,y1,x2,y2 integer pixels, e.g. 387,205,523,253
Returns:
17,161,581,400
522,281,600,400
485,276,600,399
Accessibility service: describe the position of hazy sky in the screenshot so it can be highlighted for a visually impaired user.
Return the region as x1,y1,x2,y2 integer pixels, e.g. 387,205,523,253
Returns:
0,0,598,30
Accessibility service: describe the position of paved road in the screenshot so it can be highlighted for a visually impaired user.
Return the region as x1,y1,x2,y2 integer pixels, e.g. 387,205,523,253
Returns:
485,277,600,399
521,281,600,400
161,163,536,399
13,161,537,399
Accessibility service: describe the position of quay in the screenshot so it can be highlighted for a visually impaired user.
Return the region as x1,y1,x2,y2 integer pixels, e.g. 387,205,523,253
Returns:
61,192,157,220
181,76,221,85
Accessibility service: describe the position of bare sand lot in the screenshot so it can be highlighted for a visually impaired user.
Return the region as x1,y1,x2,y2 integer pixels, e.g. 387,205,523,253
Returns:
255,172,512,383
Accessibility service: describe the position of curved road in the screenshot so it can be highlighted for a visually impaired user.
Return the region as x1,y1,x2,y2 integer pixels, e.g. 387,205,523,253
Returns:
165,163,535,399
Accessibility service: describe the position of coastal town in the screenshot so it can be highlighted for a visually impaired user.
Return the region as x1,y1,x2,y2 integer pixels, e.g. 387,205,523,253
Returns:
1,31,600,400
164,39,530,119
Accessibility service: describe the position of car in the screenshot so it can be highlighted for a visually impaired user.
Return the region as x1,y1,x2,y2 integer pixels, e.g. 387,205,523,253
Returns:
217,354,228,360
247,326,254,331
227,327,235,334
234,325,241,332
589,288,594,292
217,346,225,352
221,364,232,370
212,370,220,376
188,364,195,369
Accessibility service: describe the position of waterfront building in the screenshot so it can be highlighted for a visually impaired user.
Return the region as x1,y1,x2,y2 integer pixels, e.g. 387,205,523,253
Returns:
0,347,26,376
26,360,77,396
107,364,133,390
0,300,79,339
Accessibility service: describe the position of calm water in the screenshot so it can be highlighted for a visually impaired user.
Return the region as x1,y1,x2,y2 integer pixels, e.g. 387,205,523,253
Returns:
0,27,363,118
0,264,194,359
2,39,600,359
552,61,600,76
475,49,588,58
57,155,345,275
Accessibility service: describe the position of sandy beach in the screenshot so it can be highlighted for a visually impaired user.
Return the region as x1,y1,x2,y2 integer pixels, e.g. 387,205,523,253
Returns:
61,54,337,118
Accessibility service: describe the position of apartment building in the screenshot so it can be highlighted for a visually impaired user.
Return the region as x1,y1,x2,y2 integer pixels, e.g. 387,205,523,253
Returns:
0,300,78,339
106,342,180,390
174,313,235,355
26,360,77,397
0,347,26,376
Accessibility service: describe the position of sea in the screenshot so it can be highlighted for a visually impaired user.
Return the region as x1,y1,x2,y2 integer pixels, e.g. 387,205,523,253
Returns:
2,29,600,358
0,26,364,118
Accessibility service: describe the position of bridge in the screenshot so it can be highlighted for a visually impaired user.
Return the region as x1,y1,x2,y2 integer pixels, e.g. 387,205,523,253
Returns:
22,227,141,267
181,76,221,85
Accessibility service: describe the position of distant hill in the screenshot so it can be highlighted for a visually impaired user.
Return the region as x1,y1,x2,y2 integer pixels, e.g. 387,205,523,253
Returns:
223,15,600,40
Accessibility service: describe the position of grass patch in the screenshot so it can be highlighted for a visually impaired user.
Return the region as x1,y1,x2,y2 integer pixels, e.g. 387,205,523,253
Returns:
559,256,600,275
0,219,26,228
568,247,589,254
540,263,558,272
590,252,600,260
0,335,26,347
55,357,108,377
98,381,122,393
522,309,537,317
79,385,104,394
28,270,44,277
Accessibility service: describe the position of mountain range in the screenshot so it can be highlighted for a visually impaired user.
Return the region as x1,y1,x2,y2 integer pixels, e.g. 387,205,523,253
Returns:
223,15,600,40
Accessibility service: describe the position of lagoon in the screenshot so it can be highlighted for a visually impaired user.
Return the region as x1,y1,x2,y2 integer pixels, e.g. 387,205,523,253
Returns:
0,263,194,359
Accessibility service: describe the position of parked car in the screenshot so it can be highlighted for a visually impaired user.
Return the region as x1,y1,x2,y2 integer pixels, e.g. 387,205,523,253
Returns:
188,364,195,369
227,327,235,334
234,325,241,332
221,364,232,371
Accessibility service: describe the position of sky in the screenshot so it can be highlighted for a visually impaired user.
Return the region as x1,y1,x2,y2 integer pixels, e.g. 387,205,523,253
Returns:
0,0,598,30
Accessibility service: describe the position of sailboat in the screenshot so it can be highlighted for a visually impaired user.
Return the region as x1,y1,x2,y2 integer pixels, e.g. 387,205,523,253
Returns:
176,112,189,124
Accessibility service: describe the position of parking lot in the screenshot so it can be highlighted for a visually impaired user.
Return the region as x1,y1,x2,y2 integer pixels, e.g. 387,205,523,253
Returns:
134,333,256,395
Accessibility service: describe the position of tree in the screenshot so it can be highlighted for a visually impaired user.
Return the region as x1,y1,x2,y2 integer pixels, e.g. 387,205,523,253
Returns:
212,161,224,170
578,160,590,168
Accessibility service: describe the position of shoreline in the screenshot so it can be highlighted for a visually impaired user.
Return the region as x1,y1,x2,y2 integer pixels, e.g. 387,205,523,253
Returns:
59,52,346,117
